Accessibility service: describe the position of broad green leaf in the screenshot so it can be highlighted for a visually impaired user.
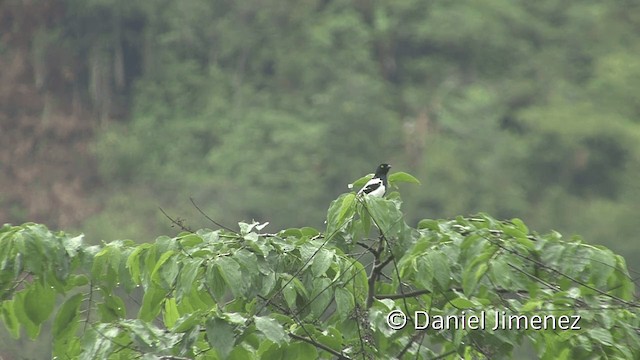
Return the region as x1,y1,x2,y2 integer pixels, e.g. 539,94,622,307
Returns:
53,293,83,340
462,262,488,296
590,249,616,287
217,256,246,297
12,290,40,339
388,171,421,185
163,297,180,328
206,317,236,358
80,325,119,360
97,292,126,321
150,250,176,284
255,316,288,345
313,325,343,351
363,196,403,236
138,285,166,321
417,219,439,230
416,256,434,291
280,228,303,238
309,278,333,318
448,297,475,309
426,250,450,289
1,300,20,338
171,311,202,333
588,328,613,346
326,193,356,235
179,234,203,247
124,319,177,351
502,225,527,242
283,341,318,358
229,345,255,360
64,234,84,257
177,258,203,301
233,249,259,276
300,227,320,237
510,218,529,234
311,249,333,276
283,281,297,309
126,243,152,284
24,282,56,325
350,174,374,189
259,269,276,297
206,263,227,300
334,287,354,320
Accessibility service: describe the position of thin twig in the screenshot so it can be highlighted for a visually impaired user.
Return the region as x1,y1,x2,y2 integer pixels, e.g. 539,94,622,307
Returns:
189,197,237,233
159,207,193,233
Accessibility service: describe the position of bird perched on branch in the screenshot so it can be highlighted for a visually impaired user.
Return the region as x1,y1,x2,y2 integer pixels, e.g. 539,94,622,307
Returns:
357,163,391,198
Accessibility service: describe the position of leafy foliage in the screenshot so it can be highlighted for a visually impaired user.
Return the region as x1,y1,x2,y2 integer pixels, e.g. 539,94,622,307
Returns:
1,181,639,358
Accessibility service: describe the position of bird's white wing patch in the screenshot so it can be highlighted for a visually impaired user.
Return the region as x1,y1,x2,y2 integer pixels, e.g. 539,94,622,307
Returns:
358,178,385,197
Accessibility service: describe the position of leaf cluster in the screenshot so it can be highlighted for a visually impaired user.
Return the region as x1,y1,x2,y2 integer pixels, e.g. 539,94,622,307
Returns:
1,183,639,358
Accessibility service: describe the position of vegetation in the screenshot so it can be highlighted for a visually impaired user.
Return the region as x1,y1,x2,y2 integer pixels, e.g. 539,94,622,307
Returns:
1,178,639,358
2,0,640,358
80,0,640,265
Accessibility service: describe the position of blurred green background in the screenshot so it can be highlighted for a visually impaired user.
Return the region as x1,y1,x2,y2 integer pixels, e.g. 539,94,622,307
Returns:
1,0,639,356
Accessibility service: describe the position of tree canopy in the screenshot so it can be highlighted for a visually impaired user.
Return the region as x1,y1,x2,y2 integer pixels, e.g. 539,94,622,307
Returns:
1,178,638,358
2,1,640,358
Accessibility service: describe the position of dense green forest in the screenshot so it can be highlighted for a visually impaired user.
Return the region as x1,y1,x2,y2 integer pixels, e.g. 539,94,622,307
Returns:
1,0,640,357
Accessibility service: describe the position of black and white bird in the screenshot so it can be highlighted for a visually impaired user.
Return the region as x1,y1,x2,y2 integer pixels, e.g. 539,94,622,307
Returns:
357,163,391,198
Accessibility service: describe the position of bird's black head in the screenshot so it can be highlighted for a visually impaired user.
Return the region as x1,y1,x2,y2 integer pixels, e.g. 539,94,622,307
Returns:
375,163,391,177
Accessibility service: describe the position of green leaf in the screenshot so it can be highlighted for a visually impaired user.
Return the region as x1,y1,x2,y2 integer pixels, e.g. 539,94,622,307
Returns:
588,328,613,346
24,282,56,325
171,311,202,333
177,258,203,301
53,293,83,340
64,234,84,257
350,174,374,189
97,292,126,321
388,171,421,185
163,297,180,328
502,225,527,241
179,234,204,247
417,219,439,230
280,228,303,238
234,249,259,276
206,263,227,301
138,285,166,321
334,287,354,320
300,227,320,237
311,249,333,276
150,250,176,284
510,218,529,234
462,262,488,296
229,345,255,360
283,281,297,309
206,317,236,358
363,196,403,236
126,243,152,284
255,316,288,345
1,300,20,338
449,297,475,309
415,256,434,291
326,193,356,235
426,251,450,289
217,256,246,297
285,342,318,358
12,290,40,339
80,324,119,360
309,278,333,318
